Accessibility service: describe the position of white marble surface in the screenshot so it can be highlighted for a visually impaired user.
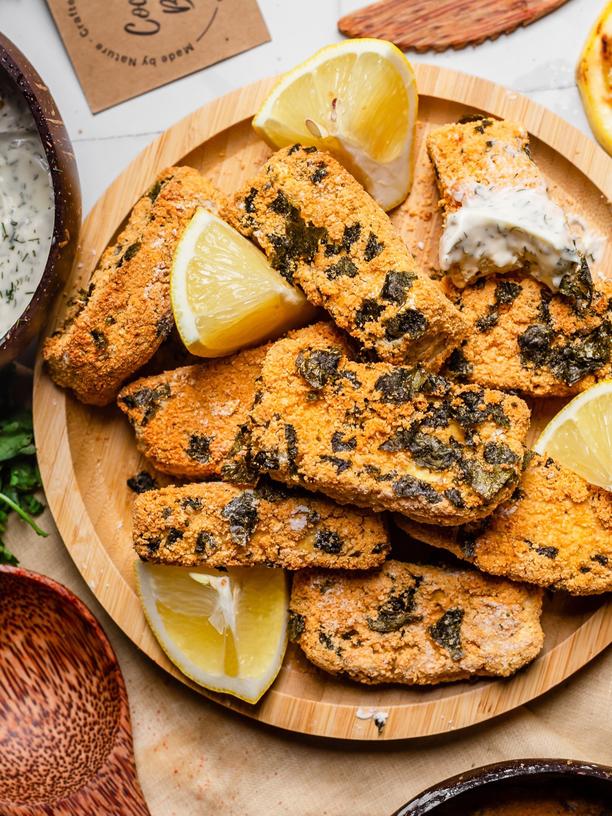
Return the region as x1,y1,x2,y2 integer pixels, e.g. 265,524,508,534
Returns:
0,0,603,215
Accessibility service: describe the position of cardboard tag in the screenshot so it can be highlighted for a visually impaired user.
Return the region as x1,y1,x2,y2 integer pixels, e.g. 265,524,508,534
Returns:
46,0,270,112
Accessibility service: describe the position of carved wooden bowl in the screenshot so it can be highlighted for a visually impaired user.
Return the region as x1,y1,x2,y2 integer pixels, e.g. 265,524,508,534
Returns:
394,758,612,815
0,566,149,815
0,33,81,365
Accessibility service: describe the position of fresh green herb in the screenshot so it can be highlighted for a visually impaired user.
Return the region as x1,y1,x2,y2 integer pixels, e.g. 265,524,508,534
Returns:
0,365,48,564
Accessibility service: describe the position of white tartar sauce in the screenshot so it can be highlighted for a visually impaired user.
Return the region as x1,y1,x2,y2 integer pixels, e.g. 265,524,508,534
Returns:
440,184,581,291
0,77,54,340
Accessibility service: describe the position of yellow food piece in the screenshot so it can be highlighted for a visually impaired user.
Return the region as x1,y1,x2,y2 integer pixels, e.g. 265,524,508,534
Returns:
223,147,467,369
576,1,612,155
534,380,612,490
43,167,226,405
132,481,390,570
135,561,288,704
396,453,612,595
117,344,268,481
253,39,418,210
290,560,543,685
170,208,316,357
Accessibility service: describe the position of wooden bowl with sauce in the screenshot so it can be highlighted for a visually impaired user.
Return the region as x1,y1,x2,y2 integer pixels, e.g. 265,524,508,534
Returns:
0,33,80,366
393,758,612,815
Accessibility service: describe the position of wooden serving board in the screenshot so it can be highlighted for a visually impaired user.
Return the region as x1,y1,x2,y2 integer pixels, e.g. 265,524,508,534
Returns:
338,0,571,52
33,65,612,741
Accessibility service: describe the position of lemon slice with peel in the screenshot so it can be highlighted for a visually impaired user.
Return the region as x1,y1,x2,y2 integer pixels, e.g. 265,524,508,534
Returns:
171,208,317,357
253,38,418,210
135,562,289,703
534,381,612,490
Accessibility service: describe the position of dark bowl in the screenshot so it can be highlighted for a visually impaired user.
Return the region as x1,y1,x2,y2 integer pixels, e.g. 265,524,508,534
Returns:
0,33,81,366
393,758,612,815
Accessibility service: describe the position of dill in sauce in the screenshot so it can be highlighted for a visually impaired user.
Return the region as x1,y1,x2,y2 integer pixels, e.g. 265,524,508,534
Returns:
0,77,54,340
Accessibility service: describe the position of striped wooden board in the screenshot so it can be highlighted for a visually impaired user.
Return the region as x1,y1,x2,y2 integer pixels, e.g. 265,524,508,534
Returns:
33,65,612,741
338,0,571,52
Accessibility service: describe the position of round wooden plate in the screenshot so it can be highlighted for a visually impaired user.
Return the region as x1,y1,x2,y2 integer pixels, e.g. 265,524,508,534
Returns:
33,65,612,741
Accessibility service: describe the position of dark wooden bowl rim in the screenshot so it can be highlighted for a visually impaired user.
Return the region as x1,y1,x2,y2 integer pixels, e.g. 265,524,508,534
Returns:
393,758,612,815
0,33,81,362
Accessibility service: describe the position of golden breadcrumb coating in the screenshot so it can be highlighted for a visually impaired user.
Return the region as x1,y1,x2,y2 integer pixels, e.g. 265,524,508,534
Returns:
222,145,467,368
289,560,544,685
427,117,590,306
43,167,226,406
427,118,540,213
442,275,611,397
118,344,268,481
248,325,530,525
395,453,612,595
132,481,389,570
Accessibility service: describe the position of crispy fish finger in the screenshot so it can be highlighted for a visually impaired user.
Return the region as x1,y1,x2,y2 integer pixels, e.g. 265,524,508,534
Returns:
289,560,544,685
223,145,467,368
43,167,226,406
132,481,390,570
442,275,611,397
118,344,268,481
248,325,530,525
119,323,352,482
395,453,612,595
427,116,591,310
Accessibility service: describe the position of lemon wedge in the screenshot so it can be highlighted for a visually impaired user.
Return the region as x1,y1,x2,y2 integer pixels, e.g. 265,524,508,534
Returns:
135,561,289,703
171,208,317,357
253,38,418,210
534,381,612,490
576,1,612,155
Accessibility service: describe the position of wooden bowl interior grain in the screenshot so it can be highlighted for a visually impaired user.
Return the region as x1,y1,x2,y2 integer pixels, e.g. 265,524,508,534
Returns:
0,567,121,805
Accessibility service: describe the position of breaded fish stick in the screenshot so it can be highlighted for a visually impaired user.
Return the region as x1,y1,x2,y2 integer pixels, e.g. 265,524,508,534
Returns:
427,117,591,309
119,323,353,482
118,344,268,481
395,453,612,595
289,560,544,685
248,325,530,525
44,167,226,405
132,481,390,570
443,275,611,397
223,145,467,368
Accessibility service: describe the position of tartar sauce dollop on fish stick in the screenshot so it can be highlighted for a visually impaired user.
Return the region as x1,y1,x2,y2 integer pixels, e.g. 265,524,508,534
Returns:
132,481,390,570
223,145,468,369
248,324,530,526
395,453,612,595
44,167,226,406
289,560,544,685
427,116,593,311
